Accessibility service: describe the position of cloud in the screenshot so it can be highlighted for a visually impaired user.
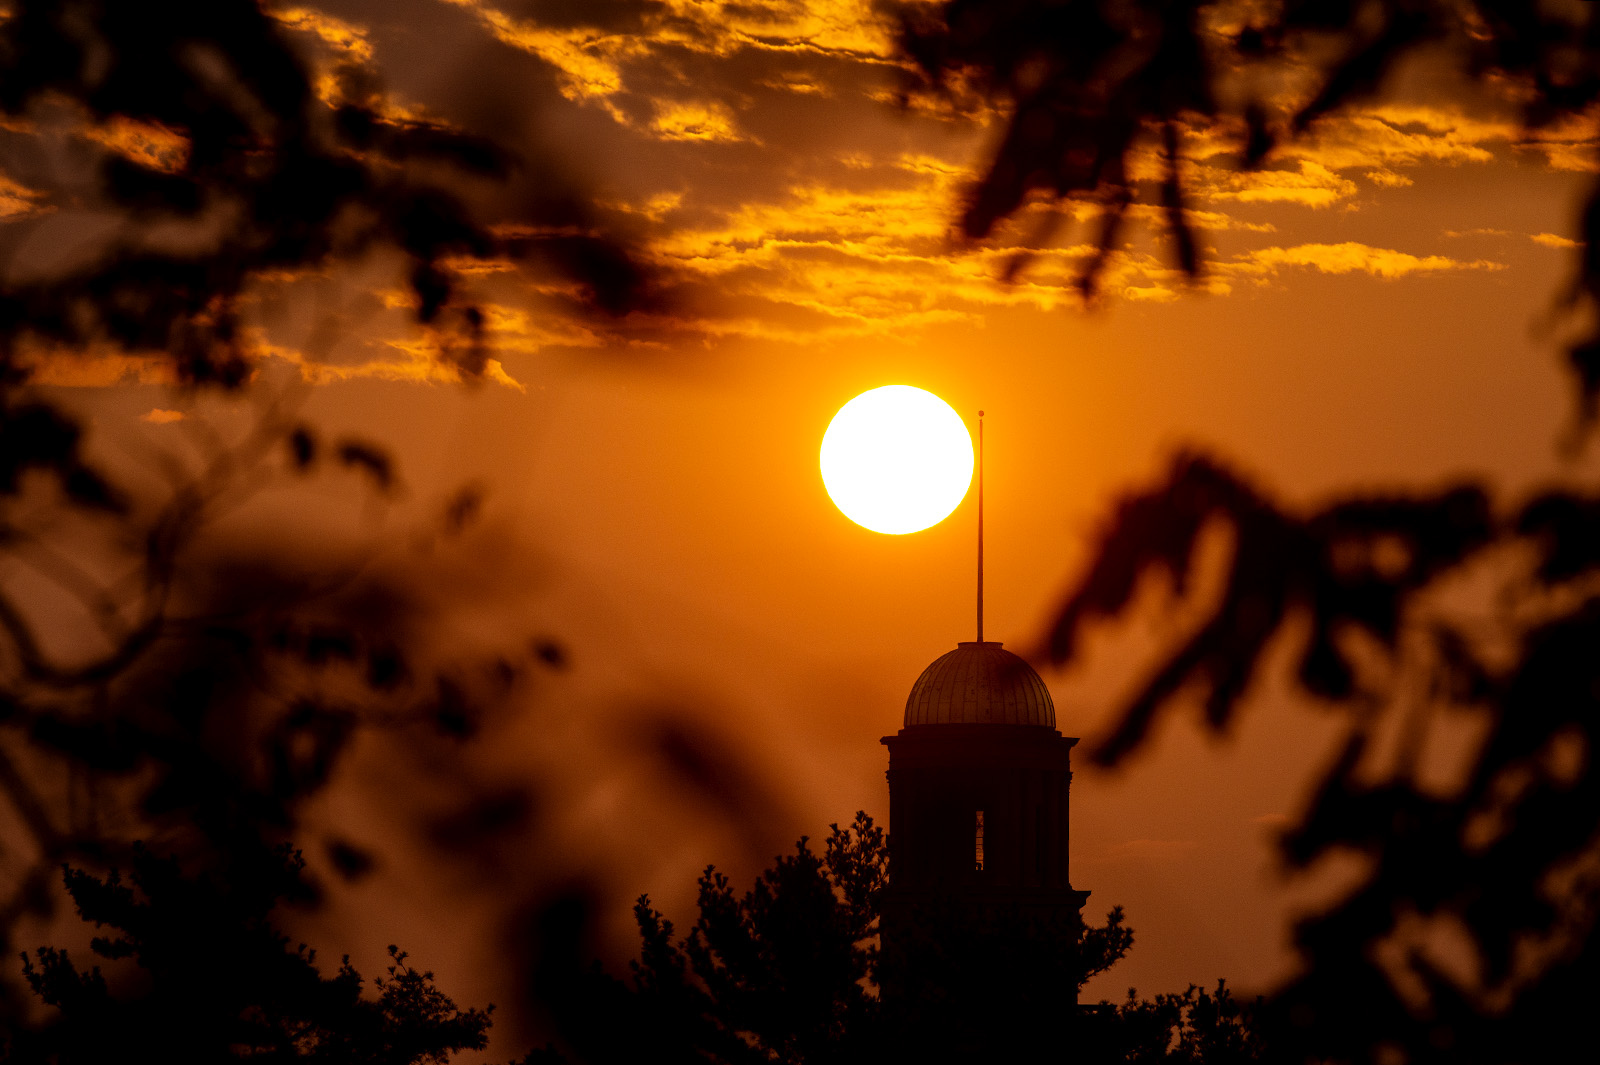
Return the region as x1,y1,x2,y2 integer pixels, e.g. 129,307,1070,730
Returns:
272,6,374,62
1365,169,1413,188
263,332,531,389
650,101,754,143
1515,111,1600,172
1303,106,1504,170
760,73,831,96
440,1,635,102
632,157,1240,338
80,116,190,174
1172,103,1588,212
1229,242,1505,280
1525,141,1599,173
1122,285,1181,303
1124,203,1277,234
1531,232,1582,249
436,0,897,116
0,172,49,220
1204,159,1358,208
656,0,899,61
28,1,1562,383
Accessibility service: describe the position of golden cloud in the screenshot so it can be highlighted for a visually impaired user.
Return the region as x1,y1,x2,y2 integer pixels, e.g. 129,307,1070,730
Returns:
272,6,374,62
1171,102,1587,212
1525,140,1599,173
271,5,440,122
1230,242,1505,279
1514,109,1600,172
656,0,897,61
634,151,1245,338
0,172,48,220
1304,106,1503,170
1531,232,1581,249
1121,285,1180,303
651,101,753,143
760,73,831,96
444,3,632,102
436,0,894,118
1365,169,1414,188
81,116,190,174
258,330,530,390
1204,159,1358,208
1124,202,1277,234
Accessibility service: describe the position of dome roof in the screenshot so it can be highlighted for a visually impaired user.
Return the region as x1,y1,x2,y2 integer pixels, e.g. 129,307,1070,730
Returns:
904,641,1056,728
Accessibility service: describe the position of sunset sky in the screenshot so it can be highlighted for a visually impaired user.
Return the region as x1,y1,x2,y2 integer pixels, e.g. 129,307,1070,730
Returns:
21,0,1600,1047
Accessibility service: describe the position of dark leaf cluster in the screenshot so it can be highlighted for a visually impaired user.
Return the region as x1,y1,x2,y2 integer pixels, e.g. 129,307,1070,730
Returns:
0,393,566,1024
0,0,644,387
555,813,887,1065
897,1,1600,419
5,844,491,1064
1045,452,1600,1063
1085,980,1263,1065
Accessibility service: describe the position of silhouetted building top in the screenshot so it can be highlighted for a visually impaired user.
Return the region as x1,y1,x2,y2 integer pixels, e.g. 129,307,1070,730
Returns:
881,635,1089,1040
904,640,1055,728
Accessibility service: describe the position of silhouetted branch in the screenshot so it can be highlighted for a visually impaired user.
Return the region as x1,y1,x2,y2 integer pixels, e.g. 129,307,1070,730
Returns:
897,1,1600,420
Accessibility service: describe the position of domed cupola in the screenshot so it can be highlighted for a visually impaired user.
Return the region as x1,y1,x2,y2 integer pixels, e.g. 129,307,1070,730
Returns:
904,641,1055,727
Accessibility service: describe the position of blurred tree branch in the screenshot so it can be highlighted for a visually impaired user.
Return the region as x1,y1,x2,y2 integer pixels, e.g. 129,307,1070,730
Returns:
0,0,645,1033
7,845,495,1063
893,2,1600,1062
0,0,647,386
897,0,1600,421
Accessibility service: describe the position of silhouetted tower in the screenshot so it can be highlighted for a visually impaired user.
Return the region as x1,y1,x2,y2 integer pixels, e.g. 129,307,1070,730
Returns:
881,641,1086,917
878,412,1090,1051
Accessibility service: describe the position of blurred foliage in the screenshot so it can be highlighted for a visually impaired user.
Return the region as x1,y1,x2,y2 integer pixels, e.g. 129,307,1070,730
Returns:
4,846,492,1064
7,1,1598,1063
895,2,1600,1063
0,0,643,1043
897,0,1600,420
0,0,644,385
1040,454,1600,1063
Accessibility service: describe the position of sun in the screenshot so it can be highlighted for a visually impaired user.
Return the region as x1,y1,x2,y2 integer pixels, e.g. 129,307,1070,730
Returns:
821,385,974,535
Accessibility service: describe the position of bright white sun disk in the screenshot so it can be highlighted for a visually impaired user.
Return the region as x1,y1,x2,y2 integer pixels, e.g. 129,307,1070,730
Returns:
821,385,973,534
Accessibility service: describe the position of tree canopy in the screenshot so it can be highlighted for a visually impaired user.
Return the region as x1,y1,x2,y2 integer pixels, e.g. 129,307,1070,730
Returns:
5,844,492,1064
0,0,630,1023
532,813,1171,1065
899,0,1600,417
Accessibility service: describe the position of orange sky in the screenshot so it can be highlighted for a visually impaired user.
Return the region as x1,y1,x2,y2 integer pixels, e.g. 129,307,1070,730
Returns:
22,0,1600,1049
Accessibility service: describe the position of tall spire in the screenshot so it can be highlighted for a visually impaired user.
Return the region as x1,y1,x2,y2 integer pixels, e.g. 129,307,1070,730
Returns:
976,410,984,643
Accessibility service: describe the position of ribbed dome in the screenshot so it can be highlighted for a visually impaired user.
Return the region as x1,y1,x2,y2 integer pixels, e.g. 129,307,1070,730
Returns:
904,641,1055,727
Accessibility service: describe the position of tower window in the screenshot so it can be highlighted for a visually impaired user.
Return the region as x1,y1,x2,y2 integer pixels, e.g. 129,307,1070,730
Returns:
974,810,985,872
